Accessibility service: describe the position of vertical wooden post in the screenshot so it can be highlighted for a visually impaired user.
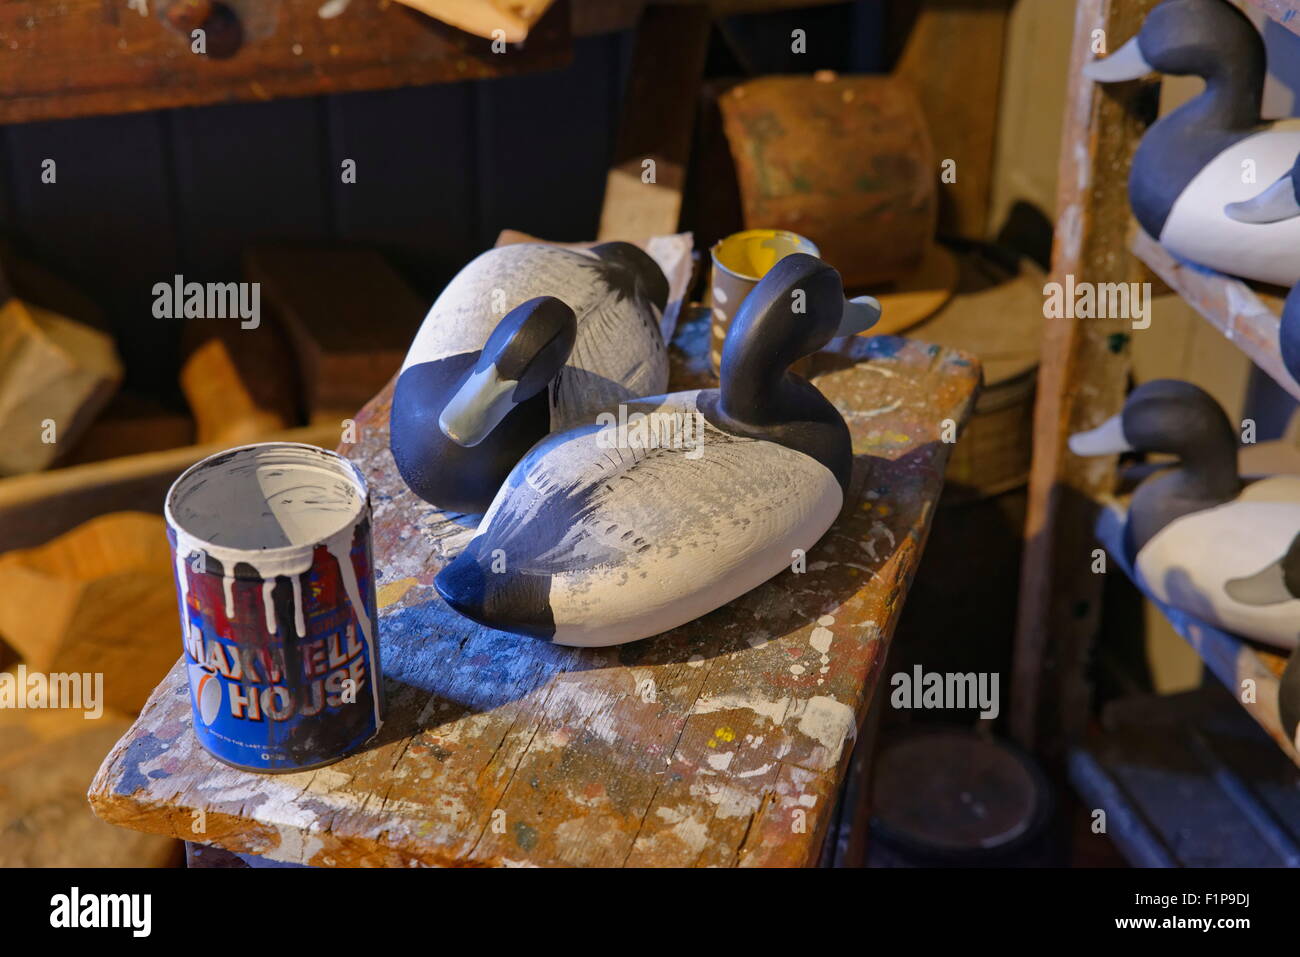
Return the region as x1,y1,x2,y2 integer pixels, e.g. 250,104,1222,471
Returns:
1011,0,1159,757
891,0,1015,239
597,3,711,243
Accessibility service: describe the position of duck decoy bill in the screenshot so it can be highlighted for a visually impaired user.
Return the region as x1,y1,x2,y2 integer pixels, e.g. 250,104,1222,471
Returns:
1082,36,1152,83
1069,413,1133,456
436,295,577,448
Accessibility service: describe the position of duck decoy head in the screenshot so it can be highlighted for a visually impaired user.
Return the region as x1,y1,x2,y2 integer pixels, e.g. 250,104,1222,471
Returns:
721,253,848,378
1069,379,1235,460
1226,154,1300,224
1083,0,1259,84
586,241,671,314
439,296,576,447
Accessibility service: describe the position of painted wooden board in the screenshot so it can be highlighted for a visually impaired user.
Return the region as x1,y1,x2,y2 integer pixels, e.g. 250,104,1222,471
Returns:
1247,0,1300,36
1130,230,1295,402
1011,0,1157,757
0,0,571,125
88,316,980,867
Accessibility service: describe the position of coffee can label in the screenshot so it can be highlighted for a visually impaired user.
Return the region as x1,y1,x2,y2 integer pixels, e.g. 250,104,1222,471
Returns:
166,444,384,772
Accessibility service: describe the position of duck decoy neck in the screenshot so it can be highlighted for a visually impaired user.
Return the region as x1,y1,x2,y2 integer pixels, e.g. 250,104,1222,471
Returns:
1124,379,1243,552
710,254,853,491
1129,0,1266,238
1141,0,1265,126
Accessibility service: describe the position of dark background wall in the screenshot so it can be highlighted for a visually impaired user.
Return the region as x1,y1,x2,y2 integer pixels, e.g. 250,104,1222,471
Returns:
0,2,884,400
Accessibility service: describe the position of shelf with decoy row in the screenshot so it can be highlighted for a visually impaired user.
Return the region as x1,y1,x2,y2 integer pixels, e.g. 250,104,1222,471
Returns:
1094,497,1300,771
1130,230,1297,402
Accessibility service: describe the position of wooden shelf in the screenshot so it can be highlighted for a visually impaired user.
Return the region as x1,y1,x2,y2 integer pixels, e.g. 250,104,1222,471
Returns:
1130,230,1296,401
1247,0,1300,37
1095,501,1300,771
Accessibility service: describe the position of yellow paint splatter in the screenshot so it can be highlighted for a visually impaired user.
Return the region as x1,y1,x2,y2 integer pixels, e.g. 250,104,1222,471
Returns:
715,726,735,742
378,577,418,608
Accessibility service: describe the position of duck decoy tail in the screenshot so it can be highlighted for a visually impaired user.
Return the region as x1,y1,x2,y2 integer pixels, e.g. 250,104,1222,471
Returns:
439,296,576,447
1225,156,1300,224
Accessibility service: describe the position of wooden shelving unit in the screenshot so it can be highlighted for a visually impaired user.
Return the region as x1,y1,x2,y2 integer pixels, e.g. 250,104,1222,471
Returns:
1130,232,1294,400
1013,0,1300,775
1249,0,1300,36
1095,502,1299,768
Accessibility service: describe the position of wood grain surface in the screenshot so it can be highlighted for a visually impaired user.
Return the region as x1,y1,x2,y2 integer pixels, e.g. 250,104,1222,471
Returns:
89,316,979,867
0,0,571,125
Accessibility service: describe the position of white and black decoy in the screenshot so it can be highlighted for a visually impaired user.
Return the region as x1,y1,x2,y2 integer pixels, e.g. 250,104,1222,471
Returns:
434,253,881,647
1084,0,1300,287
1070,379,1300,654
390,242,669,514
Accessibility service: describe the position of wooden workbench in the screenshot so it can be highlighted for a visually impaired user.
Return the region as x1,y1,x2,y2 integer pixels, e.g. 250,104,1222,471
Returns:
87,316,980,867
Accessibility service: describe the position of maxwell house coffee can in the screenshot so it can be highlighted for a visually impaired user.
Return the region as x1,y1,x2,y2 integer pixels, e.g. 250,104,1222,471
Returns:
164,443,384,772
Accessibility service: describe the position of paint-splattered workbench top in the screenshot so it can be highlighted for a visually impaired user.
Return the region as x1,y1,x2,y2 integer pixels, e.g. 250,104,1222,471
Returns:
88,315,981,867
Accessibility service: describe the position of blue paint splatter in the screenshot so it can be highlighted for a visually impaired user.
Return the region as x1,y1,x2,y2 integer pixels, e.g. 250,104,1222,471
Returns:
114,733,169,796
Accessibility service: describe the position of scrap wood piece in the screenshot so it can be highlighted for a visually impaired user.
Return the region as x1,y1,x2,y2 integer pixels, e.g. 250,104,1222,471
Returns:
0,512,182,715
180,319,301,444
394,0,558,41
88,317,980,868
61,392,196,467
0,422,343,554
597,3,711,245
0,710,179,867
0,298,122,477
244,246,427,423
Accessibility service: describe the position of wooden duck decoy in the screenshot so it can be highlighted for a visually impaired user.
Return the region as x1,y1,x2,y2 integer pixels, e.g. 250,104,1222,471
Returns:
1222,533,1300,751
1084,0,1300,287
434,253,881,647
1070,379,1300,653
390,242,670,514
1227,154,1300,388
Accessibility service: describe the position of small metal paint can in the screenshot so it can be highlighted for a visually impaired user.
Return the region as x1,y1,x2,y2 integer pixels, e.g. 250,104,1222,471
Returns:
709,228,820,375
165,442,384,773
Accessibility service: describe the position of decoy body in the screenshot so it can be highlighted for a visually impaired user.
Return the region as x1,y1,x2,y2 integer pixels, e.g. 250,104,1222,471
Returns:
1070,379,1300,655
1227,155,1300,388
434,253,881,647
1085,0,1300,287
390,242,670,514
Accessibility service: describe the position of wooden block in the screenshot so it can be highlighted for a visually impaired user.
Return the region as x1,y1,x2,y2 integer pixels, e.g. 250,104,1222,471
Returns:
0,710,179,867
394,0,559,42
245,246,427,420
0,422,343,554
0,298,122,476
61,392,196,467
891,0,1014,239
596,3,711,244
180,328,300,444
718,73,937,288
0,512,180,715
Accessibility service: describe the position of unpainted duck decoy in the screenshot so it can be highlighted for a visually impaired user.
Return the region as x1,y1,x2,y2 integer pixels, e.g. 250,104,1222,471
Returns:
390,242,669,514
434,253,881,647
1084,0,1300,286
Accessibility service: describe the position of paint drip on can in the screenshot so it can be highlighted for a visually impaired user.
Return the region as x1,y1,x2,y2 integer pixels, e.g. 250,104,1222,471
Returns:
165,442,384,773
